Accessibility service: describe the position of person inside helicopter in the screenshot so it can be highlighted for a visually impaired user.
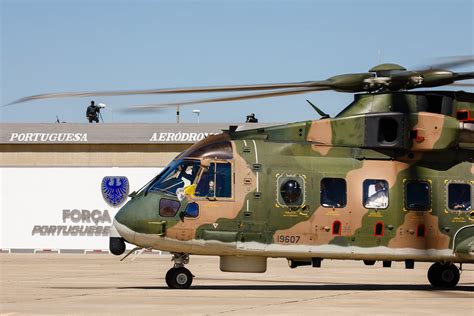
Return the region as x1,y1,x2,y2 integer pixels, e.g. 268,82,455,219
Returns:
148,160,200,196
195,162,232,198
364,180,389,209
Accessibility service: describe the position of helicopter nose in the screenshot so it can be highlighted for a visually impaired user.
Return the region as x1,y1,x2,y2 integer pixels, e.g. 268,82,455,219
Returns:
109,200,138,255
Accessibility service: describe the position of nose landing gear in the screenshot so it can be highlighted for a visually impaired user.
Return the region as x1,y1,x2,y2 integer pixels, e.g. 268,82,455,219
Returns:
165,253,194,289
427,262,460,288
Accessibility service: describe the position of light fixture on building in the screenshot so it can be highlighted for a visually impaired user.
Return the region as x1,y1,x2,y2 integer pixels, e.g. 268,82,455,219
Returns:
192,109,201,123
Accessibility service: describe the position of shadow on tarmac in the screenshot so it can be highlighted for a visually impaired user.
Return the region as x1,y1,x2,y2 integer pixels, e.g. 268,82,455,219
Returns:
49,281,474,292
120,284,474,291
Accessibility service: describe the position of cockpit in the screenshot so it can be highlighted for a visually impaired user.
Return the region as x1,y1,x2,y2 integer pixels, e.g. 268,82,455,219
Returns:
138,133,234,201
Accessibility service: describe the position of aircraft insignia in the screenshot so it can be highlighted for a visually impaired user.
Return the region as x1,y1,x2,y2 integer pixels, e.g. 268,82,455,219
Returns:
102,176,129,207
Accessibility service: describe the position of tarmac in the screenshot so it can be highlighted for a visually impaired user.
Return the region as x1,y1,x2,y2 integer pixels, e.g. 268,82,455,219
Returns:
1,254,473,315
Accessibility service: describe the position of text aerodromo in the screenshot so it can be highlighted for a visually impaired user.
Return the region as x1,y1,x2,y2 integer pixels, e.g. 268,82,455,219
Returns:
149,132,217,142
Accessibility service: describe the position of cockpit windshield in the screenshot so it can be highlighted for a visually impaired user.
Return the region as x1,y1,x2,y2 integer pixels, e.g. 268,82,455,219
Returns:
147,159,201,196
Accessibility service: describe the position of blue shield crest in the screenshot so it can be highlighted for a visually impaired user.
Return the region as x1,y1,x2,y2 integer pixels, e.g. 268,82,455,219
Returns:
101,176,129,207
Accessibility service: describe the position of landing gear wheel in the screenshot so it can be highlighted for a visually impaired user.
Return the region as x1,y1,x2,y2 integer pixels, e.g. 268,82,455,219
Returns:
165,267,193,289
427,263,442,287
165,267,176,287
439,264,460,288
428,263,460,288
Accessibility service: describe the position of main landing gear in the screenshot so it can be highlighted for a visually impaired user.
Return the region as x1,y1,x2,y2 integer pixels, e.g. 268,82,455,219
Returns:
427,262,460,288
165,253,194,289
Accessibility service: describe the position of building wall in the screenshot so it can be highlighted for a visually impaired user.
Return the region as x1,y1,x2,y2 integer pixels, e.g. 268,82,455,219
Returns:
0,144,186,167
0,141,191,251
1,166,163,251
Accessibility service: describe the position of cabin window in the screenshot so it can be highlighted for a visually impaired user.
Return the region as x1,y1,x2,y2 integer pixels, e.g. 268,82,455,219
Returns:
363,179,389,209
280,180,301,204
277,175,305,207
159,198,181,217
405,181,431,211
195,162,232,198
332,221,342,235
447,183,471,211
320,178,346,208
417,224,425,237
375,222,384,236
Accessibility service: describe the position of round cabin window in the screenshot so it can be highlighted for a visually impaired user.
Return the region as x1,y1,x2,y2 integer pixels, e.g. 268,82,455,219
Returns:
280,180,301,204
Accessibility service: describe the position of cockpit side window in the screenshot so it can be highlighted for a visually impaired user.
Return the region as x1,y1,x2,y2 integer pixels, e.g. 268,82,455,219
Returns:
216,163,232,197
195,163,215,197
195,162,232,198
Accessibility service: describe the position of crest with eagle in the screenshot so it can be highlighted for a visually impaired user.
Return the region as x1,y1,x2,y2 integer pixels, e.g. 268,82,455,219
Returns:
101,176,129,207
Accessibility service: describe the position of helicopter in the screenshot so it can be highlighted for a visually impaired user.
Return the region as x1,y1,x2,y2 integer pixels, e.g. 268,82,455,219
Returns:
8,57,474,289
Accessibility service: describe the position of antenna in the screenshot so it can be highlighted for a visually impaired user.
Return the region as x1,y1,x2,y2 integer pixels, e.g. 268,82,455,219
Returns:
306,100,329,119
377,49,384,64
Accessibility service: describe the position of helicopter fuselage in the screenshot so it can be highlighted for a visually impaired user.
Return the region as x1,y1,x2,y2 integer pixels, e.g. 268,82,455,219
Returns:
110,90,473,287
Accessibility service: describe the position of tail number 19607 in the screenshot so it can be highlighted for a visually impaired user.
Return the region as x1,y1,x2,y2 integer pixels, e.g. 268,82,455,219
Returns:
277,235,300,244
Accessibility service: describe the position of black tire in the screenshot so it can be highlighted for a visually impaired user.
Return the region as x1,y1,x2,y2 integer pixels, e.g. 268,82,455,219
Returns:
166,267,193,289
165,267,176,288
428,263,460,288
439,264,460,288
427,263,442,287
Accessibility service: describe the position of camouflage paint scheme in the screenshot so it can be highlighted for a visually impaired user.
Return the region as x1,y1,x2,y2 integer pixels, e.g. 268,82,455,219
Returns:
114,91,473,265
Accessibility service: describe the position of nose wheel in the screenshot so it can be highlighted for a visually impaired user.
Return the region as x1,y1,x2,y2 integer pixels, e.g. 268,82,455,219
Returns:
165,253,194,289
427,262,460,288
165,267,193,289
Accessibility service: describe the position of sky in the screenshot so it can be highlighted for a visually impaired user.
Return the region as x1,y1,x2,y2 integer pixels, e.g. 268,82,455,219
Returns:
1,0,473,124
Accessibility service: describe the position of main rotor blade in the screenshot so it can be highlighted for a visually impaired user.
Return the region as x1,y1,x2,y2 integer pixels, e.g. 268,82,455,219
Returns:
454,71,474,81
6,81,329,105
418,55,474,71
124,87,329,111
450,82,474,87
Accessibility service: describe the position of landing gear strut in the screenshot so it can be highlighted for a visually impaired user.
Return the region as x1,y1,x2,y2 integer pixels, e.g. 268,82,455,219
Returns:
427,262,460,288
165,253,193,289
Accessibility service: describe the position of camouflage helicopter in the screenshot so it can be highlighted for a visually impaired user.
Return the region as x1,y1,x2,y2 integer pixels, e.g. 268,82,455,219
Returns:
10,57,474,289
